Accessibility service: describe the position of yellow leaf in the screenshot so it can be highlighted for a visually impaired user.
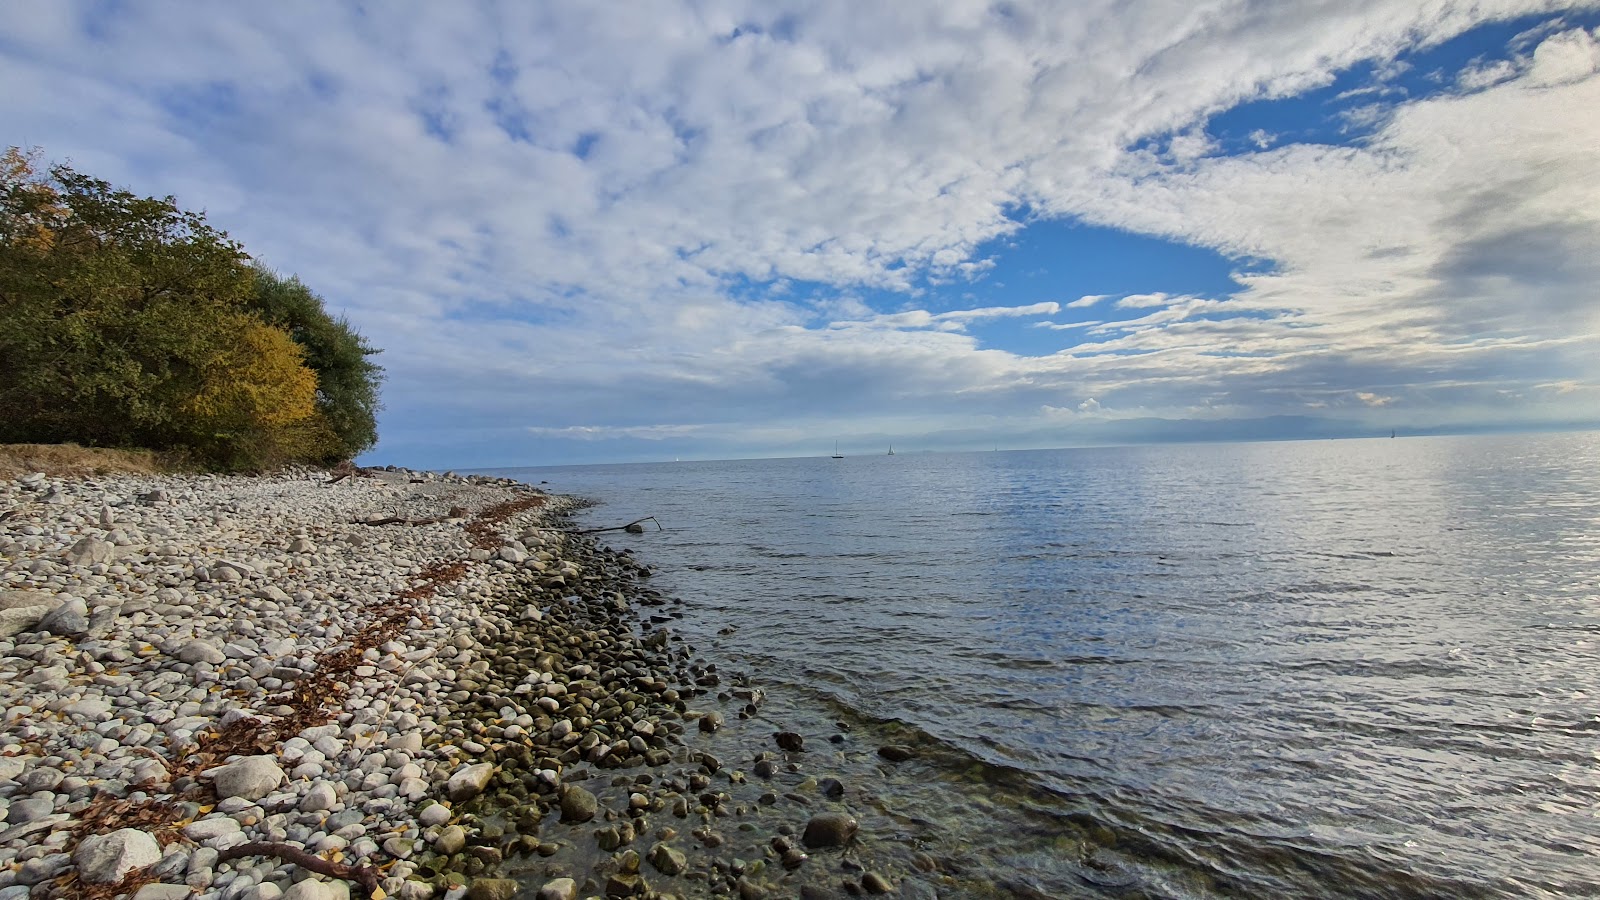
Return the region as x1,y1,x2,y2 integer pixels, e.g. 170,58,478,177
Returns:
198,805,214,814
371,889,387,900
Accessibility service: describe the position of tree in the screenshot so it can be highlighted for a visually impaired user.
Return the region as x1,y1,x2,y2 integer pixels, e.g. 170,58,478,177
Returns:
0,147,383,470
247,267,383,463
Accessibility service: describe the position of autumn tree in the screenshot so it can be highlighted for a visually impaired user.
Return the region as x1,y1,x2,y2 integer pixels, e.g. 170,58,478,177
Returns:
247,267,382,463
0,147,383,470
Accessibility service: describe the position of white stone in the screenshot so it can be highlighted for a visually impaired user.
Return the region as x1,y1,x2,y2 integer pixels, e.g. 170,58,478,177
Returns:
209,755,285,801
74,828,162,883
176,640,226,665
63,537,114,567
300,781,338,812
418,803,451,827
282,881,340,900
445,762,494,802
133,883,195,900
537,878,577,900
183,816,243,842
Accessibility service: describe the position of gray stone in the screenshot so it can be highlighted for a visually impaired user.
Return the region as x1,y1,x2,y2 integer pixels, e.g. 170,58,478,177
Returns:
38,598,89,637
6,797,54,824
63,537,114,567
282,881,340,900
75,828,162,883
133,884,197,900
288,537,317,553
86,604,120,638
184,816,243,842
0,603,56,638
177,640,227,665
210,755,285,801
446,762,494,802
0,590,57,612
17,853,72,885
300,781,338,812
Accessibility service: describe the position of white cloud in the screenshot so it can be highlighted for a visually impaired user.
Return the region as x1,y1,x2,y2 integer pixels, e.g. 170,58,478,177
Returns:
1033,320,1104,330
2,2,1597,463
1114,292,1178,308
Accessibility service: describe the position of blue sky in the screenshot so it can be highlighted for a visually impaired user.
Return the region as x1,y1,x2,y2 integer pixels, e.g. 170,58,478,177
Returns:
4,1,1599,466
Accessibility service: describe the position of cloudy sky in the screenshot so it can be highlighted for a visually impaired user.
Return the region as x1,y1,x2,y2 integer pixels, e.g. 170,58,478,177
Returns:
4,1,1599,466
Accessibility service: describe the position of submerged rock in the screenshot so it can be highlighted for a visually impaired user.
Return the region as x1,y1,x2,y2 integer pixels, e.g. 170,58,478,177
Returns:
802,812,859,849
559,784,598,823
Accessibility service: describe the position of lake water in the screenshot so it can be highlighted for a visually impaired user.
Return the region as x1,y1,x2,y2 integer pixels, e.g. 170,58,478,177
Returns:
482,433,1600,898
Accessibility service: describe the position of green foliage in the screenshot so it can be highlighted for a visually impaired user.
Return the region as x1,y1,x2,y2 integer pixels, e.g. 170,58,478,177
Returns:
0,147,383,470
247,267,383,463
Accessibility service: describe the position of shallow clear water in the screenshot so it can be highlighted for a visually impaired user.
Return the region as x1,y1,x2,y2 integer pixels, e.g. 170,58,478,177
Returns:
484,433,1600,898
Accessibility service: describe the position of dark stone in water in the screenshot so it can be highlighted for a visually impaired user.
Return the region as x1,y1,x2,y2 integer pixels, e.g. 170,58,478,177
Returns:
699,711,724,733
862,872,893,894
466,879,520,900
560,785,598,823
801,812,858,849
774,731,804,752
818,778,845,800
877,745,915,762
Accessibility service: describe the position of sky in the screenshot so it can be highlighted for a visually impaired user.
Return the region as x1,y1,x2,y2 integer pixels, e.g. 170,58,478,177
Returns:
3,1,1599,467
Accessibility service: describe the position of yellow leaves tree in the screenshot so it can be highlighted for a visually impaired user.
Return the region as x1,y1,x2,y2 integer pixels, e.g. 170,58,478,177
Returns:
182,320,322,468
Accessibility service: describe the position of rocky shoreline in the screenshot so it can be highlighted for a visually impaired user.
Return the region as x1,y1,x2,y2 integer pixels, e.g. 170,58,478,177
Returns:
0,467,937,900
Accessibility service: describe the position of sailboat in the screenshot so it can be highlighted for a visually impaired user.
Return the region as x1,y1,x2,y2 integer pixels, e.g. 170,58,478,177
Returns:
831,442,844,459
886,445,895,456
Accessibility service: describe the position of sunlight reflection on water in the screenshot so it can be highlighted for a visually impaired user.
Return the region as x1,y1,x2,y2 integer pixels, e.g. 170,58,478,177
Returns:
487,432,1600,897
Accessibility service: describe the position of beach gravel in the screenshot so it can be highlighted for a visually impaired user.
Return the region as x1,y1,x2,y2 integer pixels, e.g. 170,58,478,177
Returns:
0,464,566,898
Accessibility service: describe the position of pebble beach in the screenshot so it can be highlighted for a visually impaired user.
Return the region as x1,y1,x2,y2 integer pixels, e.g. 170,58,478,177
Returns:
0,466,929,900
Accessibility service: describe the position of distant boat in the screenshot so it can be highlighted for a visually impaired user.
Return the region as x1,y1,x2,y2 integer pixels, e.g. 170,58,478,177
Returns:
887,445,895,456
1390,430,1396,439
831,442,844,459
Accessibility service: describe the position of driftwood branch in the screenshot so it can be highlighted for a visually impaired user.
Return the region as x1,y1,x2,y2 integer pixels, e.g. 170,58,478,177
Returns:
355,515,450,527
574,516,663,535
218,842,380,897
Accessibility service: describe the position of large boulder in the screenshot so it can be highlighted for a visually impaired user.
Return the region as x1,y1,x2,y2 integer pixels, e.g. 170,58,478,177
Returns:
209,755,285,801
74,828,161,883
0,591,63,638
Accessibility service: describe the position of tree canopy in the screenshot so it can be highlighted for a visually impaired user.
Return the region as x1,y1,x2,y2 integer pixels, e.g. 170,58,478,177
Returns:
0,147,382,470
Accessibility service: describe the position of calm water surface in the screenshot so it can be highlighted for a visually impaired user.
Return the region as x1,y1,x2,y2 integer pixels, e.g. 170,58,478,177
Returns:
484,434,1600,898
